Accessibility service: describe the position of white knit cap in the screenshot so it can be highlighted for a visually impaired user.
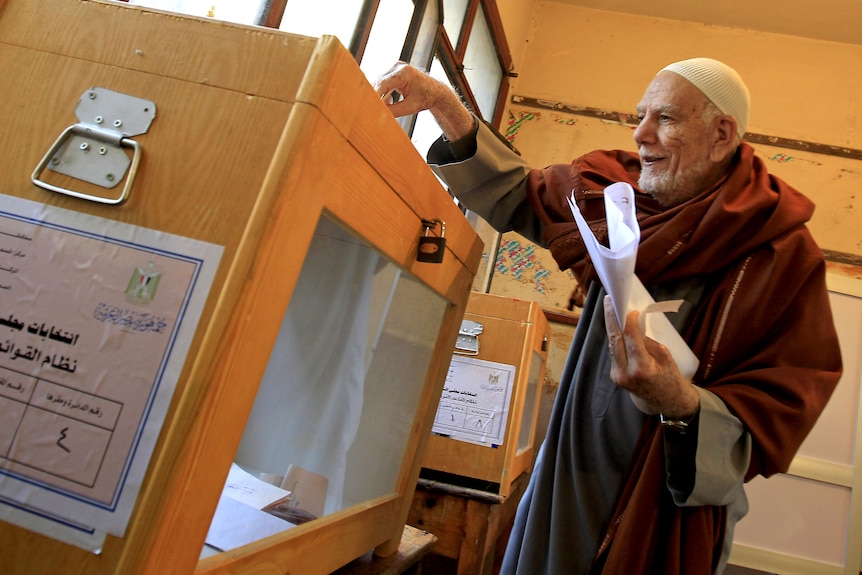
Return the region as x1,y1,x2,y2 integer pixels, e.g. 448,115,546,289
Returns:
660,58,750,137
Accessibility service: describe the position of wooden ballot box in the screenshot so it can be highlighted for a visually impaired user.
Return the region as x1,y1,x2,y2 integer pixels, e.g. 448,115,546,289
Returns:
0,1,482,574
420,292,551,498
408,293,550,574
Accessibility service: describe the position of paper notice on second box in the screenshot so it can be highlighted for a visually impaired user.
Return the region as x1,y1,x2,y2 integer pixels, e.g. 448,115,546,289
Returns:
432,355,516,448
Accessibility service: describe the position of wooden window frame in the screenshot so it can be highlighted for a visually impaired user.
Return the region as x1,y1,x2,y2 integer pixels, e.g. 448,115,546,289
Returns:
440,0,512,128
260,0,511,128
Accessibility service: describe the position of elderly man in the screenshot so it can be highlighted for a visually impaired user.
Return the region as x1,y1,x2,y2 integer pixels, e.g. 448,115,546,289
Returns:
375,58,842,574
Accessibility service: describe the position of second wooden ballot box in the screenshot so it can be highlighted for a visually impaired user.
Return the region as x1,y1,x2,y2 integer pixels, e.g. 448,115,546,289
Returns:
420,292,551,498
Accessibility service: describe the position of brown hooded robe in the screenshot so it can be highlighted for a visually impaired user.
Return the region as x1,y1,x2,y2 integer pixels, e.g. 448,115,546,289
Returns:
527,144,842,573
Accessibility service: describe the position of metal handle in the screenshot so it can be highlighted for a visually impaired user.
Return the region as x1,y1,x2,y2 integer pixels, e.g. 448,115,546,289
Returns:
31,124,142,205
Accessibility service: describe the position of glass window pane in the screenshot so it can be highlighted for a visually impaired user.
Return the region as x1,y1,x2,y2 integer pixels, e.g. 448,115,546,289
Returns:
407,0,441,72
360,0,415,80
279,0,364,49
462,5,503,120
443,0,468,47
410,58,455,159
128,0,265,25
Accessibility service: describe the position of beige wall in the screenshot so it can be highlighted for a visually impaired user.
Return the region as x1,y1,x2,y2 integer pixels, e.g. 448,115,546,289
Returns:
494,0,536,75
495,2,862,258
489,1,862,454
513,2,862,148
490,0,862,279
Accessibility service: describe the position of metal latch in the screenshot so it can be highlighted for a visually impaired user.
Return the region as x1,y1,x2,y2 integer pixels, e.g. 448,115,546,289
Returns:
455,319,483,355
31,87,156,205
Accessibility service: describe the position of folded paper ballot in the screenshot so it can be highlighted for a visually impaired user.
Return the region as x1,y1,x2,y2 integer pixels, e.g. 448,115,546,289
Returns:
204,464,296,552
567,182,699,380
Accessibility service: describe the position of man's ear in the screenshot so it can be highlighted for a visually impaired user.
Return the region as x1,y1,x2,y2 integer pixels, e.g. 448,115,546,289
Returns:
710,115,739,161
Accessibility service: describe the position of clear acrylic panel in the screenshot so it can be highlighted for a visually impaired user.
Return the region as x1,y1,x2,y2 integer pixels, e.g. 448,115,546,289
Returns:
207,214,447,552
517,351,543,453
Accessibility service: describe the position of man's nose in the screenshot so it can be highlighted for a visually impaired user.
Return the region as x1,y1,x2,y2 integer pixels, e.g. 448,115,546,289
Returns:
633,119,653,146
